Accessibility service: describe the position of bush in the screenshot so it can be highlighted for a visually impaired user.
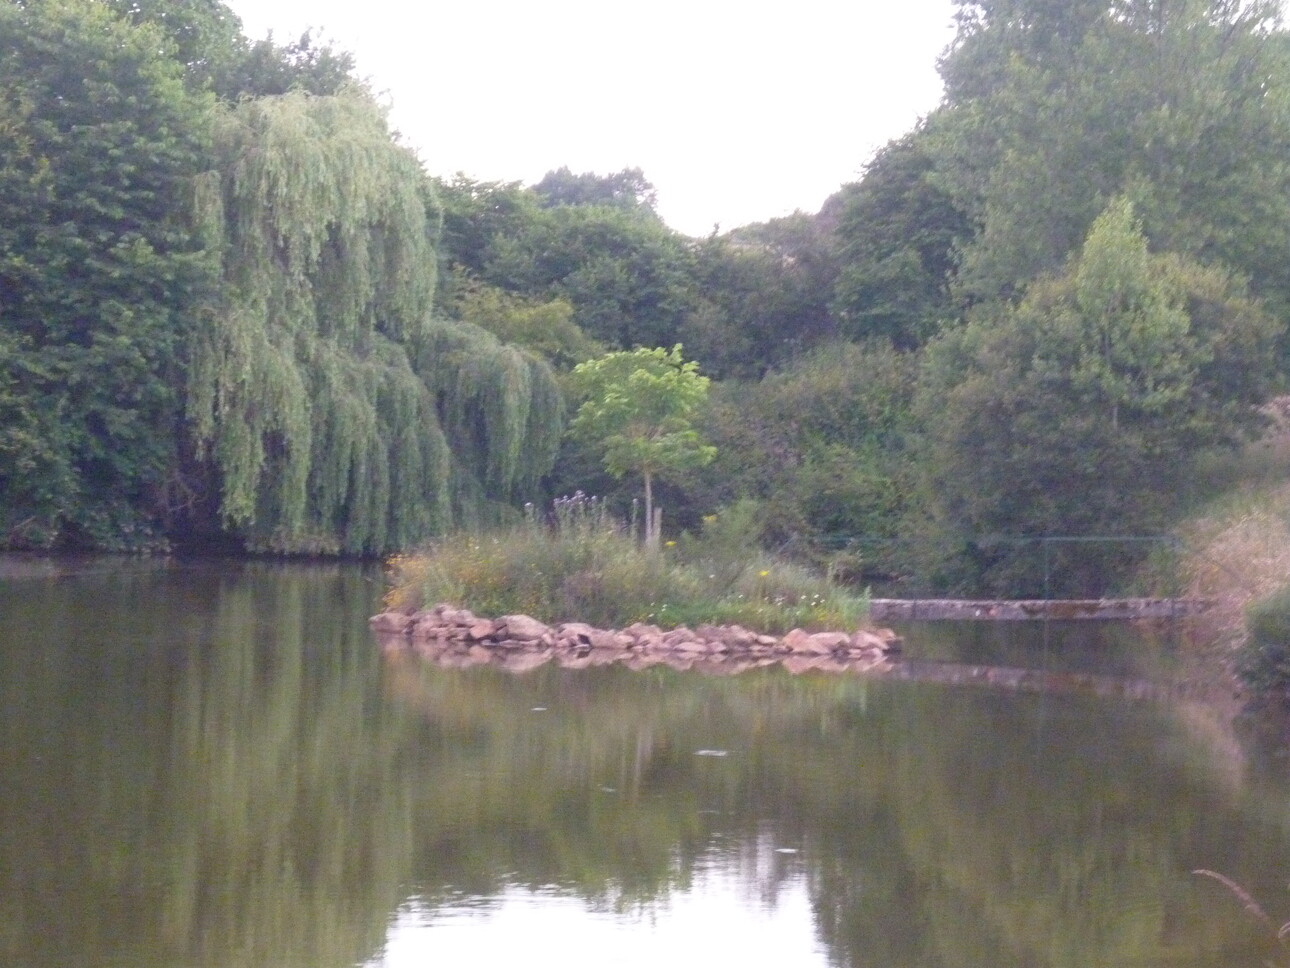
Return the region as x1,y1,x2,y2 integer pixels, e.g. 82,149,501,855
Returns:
384,494,869,633
1238,585,1290,694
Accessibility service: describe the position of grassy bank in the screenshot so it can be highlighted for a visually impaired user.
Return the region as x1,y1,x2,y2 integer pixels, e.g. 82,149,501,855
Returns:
1169,403,1290,692
383,495,869,634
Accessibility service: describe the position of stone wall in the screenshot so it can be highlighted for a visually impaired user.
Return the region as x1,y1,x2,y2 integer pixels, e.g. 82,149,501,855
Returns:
869,598,1212,621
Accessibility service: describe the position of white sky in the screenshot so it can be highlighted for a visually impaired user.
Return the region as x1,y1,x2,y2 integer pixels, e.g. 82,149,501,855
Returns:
223,0,959,236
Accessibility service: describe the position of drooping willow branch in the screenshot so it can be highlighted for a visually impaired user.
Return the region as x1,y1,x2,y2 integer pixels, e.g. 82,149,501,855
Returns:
189,91,561,553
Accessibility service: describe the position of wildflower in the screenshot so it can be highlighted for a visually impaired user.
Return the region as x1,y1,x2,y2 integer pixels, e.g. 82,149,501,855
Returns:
759,570,769,578
665,540,676,548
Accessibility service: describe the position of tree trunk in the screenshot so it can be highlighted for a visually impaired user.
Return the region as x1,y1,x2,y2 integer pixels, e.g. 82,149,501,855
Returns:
643,471,657,549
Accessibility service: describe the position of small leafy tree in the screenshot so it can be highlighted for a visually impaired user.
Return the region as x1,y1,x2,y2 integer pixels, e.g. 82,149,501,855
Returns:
568,346,716,547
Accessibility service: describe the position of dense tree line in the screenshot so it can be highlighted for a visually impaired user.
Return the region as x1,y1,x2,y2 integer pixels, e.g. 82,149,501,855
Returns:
3,0,1288,593
0,0,561,554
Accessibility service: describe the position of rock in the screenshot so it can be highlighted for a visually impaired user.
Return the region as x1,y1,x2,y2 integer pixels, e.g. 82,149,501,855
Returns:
674,639,711,654
661,626,696,647
781,628,812,652
622,622,663,639
804,632,850,654
438,607,476,627
720,624,758,647
640,634,671,653
467,619,498,641
594,629,629,649
499,614,551,641
379,604,902,679
556,622,598,646
411,615,445,638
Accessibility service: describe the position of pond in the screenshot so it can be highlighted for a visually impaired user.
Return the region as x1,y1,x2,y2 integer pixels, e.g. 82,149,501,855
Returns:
3,557,1290,968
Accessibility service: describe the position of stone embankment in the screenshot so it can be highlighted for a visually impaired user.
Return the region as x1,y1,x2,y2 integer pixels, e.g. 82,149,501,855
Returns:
869,598,1211,621
370,603,900,675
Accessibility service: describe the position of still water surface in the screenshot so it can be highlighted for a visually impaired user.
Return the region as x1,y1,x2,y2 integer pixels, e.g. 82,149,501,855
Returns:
3,558,1290,968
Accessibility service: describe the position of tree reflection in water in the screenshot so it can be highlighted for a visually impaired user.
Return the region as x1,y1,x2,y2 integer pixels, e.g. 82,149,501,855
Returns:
0,560,1287,968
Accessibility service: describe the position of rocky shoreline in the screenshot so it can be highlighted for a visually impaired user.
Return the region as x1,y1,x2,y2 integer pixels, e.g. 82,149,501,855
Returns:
370,603,900,675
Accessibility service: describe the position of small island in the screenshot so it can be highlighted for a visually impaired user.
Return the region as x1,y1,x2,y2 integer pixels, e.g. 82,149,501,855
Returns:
370,602,899,675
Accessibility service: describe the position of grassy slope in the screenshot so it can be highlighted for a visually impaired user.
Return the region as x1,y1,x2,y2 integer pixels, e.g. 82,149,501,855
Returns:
1170,400,1290,682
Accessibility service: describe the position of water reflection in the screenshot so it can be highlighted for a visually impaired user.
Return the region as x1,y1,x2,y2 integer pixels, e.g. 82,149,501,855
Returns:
1,560,1288,968
367,871,829,968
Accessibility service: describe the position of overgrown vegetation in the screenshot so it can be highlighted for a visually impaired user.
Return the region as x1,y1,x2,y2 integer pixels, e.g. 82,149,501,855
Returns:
1239,587,1290,695
1145,401,1290,694
6,0,1290,611
384,494,869,634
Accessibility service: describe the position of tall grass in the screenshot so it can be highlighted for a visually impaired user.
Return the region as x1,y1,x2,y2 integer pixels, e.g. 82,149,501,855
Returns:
384,493,869,633
1164,401,1290,692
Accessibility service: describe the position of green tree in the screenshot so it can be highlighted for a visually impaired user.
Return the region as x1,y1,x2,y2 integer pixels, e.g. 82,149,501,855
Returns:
684,211,838,378
933,0,1290,308
681,340,918,575
917,199,1279,594
103,0,245,92
444,273,603,369
103,0,357,100
217,29,358,100
568,346,716,547
190,90,563,553
0,0,215,549
487,203,695,349
830,128,974,349
532,166,659,213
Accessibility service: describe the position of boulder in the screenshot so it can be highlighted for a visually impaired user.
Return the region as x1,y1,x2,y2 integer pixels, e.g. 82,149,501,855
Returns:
622,622,664,640
673,639,711,654
379,603,903,679
804,632,850,654
411,615,446,638
780,628,812,652
661,626,696,647
438,607,477,627
467,619,498,641
499,614,551,641
556,622,598,646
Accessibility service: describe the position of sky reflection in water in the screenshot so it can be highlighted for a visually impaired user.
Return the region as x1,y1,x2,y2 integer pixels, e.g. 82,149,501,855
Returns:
370,870,827,968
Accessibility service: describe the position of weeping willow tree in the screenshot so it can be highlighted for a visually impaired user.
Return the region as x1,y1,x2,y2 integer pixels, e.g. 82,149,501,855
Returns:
190,90,561,553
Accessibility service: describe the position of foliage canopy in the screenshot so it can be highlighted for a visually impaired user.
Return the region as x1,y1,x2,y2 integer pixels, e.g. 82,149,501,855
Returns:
917,199,1279,592
190,90,562,553
569,346,715,545
0,0,214,548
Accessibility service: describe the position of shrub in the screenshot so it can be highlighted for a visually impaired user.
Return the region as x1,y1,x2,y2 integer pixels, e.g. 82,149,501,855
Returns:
1238,585,1290,694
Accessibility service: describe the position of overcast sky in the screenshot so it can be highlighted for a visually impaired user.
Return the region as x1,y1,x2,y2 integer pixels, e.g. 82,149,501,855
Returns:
223,0,959,236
